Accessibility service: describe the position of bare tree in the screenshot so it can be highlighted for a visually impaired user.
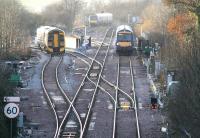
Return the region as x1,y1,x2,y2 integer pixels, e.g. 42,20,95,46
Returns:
63,0,83,29
140,3,171,46
41,0,83,31
165,33,200,137
0,0,32,59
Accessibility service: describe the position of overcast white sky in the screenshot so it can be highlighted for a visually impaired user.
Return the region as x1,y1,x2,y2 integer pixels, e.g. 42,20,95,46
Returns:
20,0,100,13
19,0,150,13
20,0,62,13
20,0,113,13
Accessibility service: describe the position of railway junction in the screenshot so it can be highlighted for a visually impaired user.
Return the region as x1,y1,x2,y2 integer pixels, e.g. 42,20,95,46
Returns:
12,26,165,138
1,0,198,137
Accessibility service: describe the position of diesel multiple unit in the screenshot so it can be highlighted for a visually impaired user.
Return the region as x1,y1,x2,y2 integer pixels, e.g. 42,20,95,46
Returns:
36,26,65,54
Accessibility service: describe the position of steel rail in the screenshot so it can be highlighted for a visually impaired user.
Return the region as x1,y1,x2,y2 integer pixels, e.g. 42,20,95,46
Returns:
57,28,112,138
101,76,135,106
66,42,140,138
70,51,102,66
80,29,114,138
41,56,60,138
86,76,116,103
41,56,82,138
65,52,115,102
112,56,120,138
56,57,83,138
65,52,116,103
65,52,92,66
66,50,135,106
130,57,141,138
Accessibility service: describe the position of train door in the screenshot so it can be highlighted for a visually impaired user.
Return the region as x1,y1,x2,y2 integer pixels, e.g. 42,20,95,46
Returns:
53,32,59,52
54,32,59,48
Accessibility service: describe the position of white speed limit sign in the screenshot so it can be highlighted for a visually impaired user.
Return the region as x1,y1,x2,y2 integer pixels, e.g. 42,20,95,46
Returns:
4,103,19,118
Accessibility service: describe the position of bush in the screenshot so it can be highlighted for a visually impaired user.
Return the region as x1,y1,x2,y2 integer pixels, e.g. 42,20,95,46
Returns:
0,68,16,137
166,33,200,137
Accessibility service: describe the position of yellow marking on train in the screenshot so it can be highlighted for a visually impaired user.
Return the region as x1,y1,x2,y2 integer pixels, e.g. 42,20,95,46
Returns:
60,47,65,52
47,47,53,53
54,33,58,47
90,21,97,23
118,42,131,47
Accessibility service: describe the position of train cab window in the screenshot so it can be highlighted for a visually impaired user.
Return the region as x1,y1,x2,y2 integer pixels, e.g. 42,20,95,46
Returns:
58,33,65,47
90,15,97,20
117,33,132,41
48,33,54,41
59,35,64,41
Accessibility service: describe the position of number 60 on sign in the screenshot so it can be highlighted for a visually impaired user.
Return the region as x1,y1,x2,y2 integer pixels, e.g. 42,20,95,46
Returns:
4,103,19,118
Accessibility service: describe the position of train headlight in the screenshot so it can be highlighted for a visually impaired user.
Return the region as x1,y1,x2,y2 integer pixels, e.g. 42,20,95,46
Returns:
116,42,119,46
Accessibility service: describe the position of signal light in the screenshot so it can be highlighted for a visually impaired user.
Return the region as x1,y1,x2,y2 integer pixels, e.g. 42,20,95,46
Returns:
151,97,158,109
151,104,157,109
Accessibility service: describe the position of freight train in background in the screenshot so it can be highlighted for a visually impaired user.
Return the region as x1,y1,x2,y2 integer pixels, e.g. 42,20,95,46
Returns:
35,26,65,54
88,12,113,26
115,25,136,54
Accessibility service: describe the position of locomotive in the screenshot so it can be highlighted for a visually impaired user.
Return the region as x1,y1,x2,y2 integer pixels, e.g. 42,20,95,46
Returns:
115,25,136,53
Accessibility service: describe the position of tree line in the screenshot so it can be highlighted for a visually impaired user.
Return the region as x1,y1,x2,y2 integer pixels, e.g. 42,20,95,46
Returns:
1,0,200,137
0,0,83,137
41,0,83,31
0,0,40,59
0,67,16,137
162,0,200,137
0,0,83,60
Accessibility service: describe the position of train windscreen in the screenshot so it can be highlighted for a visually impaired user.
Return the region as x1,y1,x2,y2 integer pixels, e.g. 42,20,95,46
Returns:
48,33,54,47
117,33,132,41
54,33,59,47
59,32,65,47
90,15,97,20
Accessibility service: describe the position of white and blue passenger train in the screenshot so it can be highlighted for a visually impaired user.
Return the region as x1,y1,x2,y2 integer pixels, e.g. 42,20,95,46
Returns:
115,25,136,53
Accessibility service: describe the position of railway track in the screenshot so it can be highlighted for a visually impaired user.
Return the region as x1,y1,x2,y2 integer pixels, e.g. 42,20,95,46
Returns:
68,36,140,138
54,28,114,138
42,55,83,138
114,56,140,138
60,53,92,101
42,56,71,138
130,56,141,138
41,27,141,138
64,39,140,138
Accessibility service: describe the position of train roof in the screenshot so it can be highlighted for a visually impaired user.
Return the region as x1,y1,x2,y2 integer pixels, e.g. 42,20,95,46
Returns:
116,25,133,33
37,26,64,34
96,13,113,17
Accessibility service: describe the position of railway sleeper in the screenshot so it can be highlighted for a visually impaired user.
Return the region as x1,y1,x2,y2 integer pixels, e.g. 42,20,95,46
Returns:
89,72,98,77
92,65,100,70
62,131,77,138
